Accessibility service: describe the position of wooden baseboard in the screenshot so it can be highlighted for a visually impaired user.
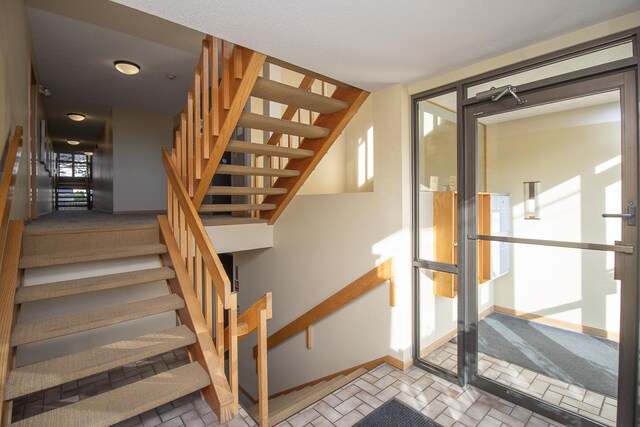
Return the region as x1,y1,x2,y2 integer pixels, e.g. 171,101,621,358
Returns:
494,305,620,342
267,354,408,399
238,384,258,405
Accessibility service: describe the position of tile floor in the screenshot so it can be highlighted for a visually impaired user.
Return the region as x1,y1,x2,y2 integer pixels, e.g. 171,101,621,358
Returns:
425,342,616,426
13,347,589,427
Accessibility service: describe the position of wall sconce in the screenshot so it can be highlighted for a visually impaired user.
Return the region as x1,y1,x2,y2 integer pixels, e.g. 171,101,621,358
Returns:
524,181,540,220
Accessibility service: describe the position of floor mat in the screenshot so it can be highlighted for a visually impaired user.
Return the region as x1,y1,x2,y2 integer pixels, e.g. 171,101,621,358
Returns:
353,398,442,427
476,312,618,397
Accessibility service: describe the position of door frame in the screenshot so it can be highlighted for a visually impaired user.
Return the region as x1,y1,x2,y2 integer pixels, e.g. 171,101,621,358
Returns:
411,26,640,427
463,69,638,426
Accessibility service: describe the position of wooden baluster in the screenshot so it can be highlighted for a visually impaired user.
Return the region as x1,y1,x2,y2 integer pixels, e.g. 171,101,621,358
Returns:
167,178,173,229
215,292,224,357
180,207,187,262
176,130,182,184
233,46,243,79
180,114,187,185
171,149,179,241
209,36,220,137
202,39,211,158
194,67,202,179
195,247,203,307
257,309,268,427
222,41,231,110
228,293,238,408
186,229,194,290
205,269,213,333
187,90,195,197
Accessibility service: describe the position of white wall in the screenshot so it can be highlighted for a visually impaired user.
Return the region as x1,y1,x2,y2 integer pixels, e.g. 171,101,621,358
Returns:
112,108,173,212
234,85,412,396
487,103,621,333
0,0,32,220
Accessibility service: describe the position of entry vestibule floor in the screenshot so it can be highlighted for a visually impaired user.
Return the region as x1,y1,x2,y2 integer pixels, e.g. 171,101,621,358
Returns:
424,342,616,426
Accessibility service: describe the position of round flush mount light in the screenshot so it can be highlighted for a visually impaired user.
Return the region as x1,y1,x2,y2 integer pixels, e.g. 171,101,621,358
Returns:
83,151,94,156
67,140,80,146
67,113,86,121
114,60,141,75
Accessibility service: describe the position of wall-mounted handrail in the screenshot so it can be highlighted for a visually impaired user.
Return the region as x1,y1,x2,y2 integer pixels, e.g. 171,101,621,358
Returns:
254,259,394,357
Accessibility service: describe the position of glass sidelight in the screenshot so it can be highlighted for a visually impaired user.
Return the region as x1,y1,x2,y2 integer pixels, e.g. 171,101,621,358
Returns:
465,71,638,426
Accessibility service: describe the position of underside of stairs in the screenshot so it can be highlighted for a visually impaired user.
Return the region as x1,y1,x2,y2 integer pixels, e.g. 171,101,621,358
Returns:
4,225,225,427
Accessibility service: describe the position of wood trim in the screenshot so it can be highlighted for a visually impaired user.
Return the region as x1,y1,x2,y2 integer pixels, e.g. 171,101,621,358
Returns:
261,88,370,225
157,215,236,423
267,354,406,399
220,293,273,350
254,259,393,357
0,127,24,262
162,149,232,306
494,305,620,342
0,221,23,423
419,329,457,358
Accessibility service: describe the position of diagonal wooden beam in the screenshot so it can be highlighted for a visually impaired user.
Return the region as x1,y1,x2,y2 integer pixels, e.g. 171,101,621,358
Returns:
192,48,266,209
261,87,370,224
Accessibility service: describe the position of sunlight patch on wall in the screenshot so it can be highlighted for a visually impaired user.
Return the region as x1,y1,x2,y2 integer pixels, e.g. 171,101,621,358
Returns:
595,155,621,175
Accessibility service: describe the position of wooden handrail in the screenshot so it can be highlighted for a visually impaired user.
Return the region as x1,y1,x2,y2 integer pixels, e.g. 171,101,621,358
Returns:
0,221,22,425
254,259,394,357
158,215,236,423
162,148,232,306
0,126,24,263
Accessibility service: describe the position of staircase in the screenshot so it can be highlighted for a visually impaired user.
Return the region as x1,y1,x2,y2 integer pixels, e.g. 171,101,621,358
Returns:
5,224,220,427
246,368,367,426
171,36,369,226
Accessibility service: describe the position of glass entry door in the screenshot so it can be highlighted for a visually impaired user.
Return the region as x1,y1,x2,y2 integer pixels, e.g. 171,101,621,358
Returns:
464,71,638,426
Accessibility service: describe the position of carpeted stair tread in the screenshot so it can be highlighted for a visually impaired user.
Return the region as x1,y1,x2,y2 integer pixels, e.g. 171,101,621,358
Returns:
238,112,330,139
206,186,287,196
5,325,195,400
226,140,314,159
19,244,167,269
15,267,175,304
216,164,300,178
198,203,276,213
10,294,184,346
11,362,210,427
251,77,348,114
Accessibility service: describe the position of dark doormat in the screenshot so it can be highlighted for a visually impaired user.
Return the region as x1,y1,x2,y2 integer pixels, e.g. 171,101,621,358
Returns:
353,398,442,427
452,312,618,397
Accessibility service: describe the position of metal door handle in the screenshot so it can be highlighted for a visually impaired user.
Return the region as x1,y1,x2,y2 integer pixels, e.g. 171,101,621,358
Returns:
603,202,636,226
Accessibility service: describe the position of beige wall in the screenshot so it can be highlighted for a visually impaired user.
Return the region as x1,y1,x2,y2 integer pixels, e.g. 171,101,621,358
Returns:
0,0,32,220
112,108,173,212
235,84,412,396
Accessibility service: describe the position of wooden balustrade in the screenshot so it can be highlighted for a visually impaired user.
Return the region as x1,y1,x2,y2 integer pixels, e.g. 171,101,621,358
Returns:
254,259,394,357
0,126,24,424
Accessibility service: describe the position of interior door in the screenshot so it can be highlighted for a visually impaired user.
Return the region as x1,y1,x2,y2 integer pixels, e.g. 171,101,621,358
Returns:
464,70,638,426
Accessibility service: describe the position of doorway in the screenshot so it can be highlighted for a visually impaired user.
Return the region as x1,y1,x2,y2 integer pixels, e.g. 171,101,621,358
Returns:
413,31,639,426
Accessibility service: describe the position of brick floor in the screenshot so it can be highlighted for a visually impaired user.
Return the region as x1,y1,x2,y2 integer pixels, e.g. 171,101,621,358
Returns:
424,341,616,426
12,347,590,426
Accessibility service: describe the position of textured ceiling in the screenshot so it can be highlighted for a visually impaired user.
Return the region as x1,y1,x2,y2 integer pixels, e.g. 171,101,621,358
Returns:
109,0,640,91
27,1,203,150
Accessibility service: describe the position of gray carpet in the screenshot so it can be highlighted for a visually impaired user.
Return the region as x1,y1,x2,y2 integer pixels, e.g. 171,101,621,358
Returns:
353,399,441,427
477,313,618,398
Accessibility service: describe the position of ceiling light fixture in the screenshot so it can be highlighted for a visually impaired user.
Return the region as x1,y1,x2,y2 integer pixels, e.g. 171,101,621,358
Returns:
67,113,86,121
114,60,141,75
83,151,94,156
67,140,80,145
